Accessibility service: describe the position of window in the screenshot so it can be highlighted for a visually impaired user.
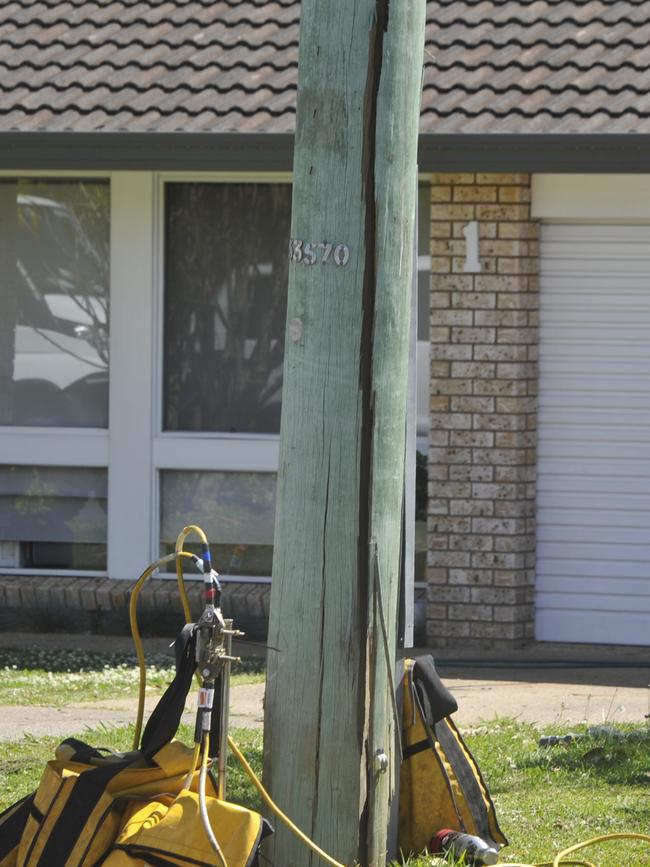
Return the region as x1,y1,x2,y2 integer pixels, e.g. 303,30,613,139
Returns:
0,177,110,574
0,179,109,428
163,183,290,434
157,180,291,577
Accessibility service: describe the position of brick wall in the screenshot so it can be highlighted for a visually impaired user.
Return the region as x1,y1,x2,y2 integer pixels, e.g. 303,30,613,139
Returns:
426,173,540,648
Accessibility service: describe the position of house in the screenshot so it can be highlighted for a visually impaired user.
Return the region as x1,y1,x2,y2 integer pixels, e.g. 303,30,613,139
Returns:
0,0,648,648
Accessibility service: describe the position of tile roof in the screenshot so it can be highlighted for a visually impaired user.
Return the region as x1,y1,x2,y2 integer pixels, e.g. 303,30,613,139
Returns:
1,0,649,134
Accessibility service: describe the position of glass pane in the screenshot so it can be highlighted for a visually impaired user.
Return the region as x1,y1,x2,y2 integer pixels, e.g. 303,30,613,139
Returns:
0,466,107,569
0,179,110,428
163,183,290,433
160,470,275,577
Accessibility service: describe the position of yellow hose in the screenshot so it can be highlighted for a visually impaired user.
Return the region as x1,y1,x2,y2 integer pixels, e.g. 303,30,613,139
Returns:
227,734,346,867
130,529,650,867
129,549,195,750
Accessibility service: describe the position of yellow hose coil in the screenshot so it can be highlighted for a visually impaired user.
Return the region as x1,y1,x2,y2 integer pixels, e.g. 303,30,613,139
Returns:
130,528,650,867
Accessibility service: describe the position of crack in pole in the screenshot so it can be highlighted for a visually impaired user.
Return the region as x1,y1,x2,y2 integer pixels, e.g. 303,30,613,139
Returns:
358,0,390,862
311,446,331,863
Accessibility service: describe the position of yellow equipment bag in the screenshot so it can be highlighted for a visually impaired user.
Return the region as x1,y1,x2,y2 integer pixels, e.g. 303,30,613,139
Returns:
0,627,270,867
398,656,508,858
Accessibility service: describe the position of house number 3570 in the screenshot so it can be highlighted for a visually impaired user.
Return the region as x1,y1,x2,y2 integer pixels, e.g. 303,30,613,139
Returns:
288,239,350,267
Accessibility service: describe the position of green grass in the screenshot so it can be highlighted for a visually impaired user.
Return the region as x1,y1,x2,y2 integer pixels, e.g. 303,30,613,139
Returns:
1,654,648,867
0,646,265,706
0,722,263,814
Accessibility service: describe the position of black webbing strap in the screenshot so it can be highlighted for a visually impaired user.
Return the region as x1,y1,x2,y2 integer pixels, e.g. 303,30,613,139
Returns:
140,623,197,757
402,738,430,760
434,718,498,848
35,759,131,866
412,656,458,725
0,793,34,858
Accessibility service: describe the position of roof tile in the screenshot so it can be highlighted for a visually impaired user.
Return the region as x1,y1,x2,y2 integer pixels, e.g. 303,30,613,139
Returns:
1,0,650,134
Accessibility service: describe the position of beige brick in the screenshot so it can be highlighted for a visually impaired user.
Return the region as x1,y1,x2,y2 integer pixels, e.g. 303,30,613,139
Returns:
432,309,473,326
429,395,450,412
451,326,496,344
435,274,475,291
428,550,471,568
449,465,493,482
449,568,494,585
498,221,539,240
474,274,528,293
431,256,451,274
472,517,527,535
496,362,537,379
448,603,492,621
453,185,497,203
496,396,537,414
498,185,532,203
450,430,494,447
430,344,473,361
476,204,531,222
473,345,529,363
431,292,450,308
431,221,452,238
472,482,524,499
450,499,494,516
497,293,539,310
451,396,494,413
431,378,473,395
430,173,476,184
430,412,471,430
474,310,529,327
497,257,539,275
431,185,452,203
477,173,529,185
473,413,527,431
450,534,494,552
451,361,495,378
474,379,529,396
495,431,536,449
434,585,472,603
473,447,527,466
431,203,476,221
430,361,450,377
429,445,470,464
430,326,451,343
451,292,496,310
430,516,472,534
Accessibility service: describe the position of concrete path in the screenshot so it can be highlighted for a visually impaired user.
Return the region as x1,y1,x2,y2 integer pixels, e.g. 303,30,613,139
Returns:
0,632,647,740
1,673,647,741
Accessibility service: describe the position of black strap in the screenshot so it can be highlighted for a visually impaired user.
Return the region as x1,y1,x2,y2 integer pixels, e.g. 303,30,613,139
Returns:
0,793,34,858
35,759,130,866
412,656,458,725
140,623,198,756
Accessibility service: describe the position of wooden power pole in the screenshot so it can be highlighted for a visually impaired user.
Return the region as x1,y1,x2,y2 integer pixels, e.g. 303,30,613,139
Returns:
263,2,426,865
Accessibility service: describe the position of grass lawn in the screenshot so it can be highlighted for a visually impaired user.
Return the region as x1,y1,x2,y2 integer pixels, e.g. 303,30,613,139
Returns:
0,646,265,706
0,651,648,865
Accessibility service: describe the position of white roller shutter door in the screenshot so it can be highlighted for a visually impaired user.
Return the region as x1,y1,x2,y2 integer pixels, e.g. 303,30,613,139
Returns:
536,223,650,645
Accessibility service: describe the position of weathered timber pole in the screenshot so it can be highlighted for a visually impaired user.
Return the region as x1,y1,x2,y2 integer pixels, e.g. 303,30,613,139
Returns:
263,2,426,865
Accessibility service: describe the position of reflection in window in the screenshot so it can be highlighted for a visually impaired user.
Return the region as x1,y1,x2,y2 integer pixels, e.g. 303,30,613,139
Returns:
0,466,107,569
160,470,275,577
163,183,291,434
0,179,110,428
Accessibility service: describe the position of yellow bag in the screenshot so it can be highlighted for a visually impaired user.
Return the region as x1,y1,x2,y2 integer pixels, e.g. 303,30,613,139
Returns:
0,626,269,867
398,656,508,857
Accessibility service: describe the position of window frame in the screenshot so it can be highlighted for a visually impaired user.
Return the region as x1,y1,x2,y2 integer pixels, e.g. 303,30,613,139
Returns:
0,170,111,576
151,172,291,581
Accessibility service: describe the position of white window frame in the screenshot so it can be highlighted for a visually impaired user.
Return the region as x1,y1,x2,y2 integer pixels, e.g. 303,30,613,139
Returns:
150,172,292,582
0,170,111,576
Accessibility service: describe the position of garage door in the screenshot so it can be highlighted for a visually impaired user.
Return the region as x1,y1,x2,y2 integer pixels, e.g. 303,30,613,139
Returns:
536,223,650,645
